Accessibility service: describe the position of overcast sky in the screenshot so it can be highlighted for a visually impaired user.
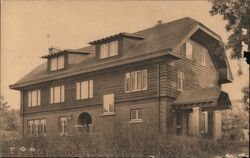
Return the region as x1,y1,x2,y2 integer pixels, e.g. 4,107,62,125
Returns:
1,1,249,109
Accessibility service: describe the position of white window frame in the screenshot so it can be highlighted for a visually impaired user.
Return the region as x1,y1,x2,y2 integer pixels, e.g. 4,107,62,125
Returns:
100,40,118,59
50,55,65,71
177,71,184,91
28,119,46,137
59,116,67,136
28,90,41,107
130,109,143,122
50,85,65,104
76,80,93,100
186,40,193,60
201,49,206,66
103,94,115,114
201,112,208,134
125,69,147,93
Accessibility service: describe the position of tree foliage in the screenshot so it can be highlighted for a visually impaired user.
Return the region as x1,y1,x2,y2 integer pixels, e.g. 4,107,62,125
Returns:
210,0,249,59
241,86,249,111
0,96,18,131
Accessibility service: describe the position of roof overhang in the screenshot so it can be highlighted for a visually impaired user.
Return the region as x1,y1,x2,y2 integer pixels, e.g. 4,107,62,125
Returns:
10,48,180,90
89,32,145,45
173,24,233,84
172,88,231,111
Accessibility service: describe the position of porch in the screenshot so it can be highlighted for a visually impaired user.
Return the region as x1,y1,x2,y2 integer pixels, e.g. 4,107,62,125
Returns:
172,87,231,139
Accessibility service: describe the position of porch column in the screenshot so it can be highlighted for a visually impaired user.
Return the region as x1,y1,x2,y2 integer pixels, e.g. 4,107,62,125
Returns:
191,107,200,137
213,110,222,140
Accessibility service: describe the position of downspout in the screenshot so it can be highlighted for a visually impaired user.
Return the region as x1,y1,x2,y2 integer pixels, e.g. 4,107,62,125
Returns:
157,64,161,134
21,91,24,138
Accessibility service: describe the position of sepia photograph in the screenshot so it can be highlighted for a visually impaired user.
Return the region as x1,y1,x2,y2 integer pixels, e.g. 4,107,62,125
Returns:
0,0,249,157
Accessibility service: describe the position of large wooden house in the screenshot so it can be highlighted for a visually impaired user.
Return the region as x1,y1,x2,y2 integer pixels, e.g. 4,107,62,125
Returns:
10,17,233,140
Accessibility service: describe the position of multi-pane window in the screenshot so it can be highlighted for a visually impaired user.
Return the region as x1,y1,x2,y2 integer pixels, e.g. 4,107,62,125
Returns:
28,90,41,107
125,69,147,93
177,71,185,91
201,49,206,66
59,117,68,136
50,85,65,103
130,109,143,121
186,40,193,60
103,94,114,113
50,55,65,71
27,119,46,137
201,112,208,134
76,80,93,100
100,41,118,59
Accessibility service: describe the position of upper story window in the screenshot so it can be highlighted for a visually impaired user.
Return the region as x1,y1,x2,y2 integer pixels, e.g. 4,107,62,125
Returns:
76,80,93,100
201,49,206,66
125,69,147,93
185,40,193,60
50,55,65,71
28,90,41,107
177,71,185,91
100,41,118,59
103,94,114,114
27,119,46,137
59,116,68,136
50,85,65,104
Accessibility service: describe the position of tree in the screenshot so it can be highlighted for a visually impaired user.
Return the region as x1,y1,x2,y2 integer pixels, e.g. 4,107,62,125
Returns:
0,96,18,131
209,0,249,75
242,86,249,111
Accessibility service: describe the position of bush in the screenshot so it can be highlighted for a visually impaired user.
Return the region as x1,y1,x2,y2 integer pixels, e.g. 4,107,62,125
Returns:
0,134,247,157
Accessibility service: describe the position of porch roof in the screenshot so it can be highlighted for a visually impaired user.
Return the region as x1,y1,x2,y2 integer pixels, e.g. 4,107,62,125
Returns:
172,87,231,110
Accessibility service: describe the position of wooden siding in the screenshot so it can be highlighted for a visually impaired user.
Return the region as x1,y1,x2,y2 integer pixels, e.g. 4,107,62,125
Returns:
165,39,219,98
23,62,158,113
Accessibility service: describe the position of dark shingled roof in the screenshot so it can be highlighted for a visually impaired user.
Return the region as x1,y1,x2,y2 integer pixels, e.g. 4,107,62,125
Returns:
10,17,229,89
173,87,230,105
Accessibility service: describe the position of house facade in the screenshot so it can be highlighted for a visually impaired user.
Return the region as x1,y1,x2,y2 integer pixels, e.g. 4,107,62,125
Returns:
10,17,233,140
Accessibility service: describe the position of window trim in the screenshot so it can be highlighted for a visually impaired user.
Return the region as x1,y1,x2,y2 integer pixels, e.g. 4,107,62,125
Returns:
177,71,184,91
125,69,148,93
59,116,68,136
50,85,65,104
130,109,143,122
76,80,93,100
185,40,193,60
27,119,46,137
50,55,65,71
28,90,41,107
100,41,118,59
103,94,115,114
201,49,206,66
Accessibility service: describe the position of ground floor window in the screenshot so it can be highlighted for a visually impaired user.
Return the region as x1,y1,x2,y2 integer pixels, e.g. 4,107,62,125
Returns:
59,116,68,136
27,119,46,137
176,112,182,135
130,109,143,122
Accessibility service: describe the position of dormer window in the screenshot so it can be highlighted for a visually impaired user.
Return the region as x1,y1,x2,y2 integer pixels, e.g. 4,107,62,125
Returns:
50,55,65,71
100,41,118,59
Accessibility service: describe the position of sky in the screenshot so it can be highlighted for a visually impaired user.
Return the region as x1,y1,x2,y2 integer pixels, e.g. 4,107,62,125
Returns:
1,0,249,109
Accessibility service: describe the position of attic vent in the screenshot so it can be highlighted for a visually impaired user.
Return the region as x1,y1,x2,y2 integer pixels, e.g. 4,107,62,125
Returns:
48,47,61,55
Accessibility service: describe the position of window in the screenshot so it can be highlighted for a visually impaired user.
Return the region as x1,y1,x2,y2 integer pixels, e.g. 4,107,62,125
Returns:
50,85,65,103
28,90,41,107
177,71,185,91
59,117,67,136
176,112,182,135
125,69,147,93
50,55,65,71
100,41,118,59
130,109,143,122
186,40,193,60
27,119,46,137
76,80,93,100
103,94,114,113
201,49,206,66
201,112,208,134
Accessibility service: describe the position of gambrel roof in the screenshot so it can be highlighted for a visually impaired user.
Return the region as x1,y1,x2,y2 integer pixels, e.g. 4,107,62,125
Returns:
10,17,233,89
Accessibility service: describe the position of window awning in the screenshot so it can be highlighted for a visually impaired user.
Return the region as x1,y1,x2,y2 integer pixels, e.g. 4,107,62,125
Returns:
172,87,231,111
